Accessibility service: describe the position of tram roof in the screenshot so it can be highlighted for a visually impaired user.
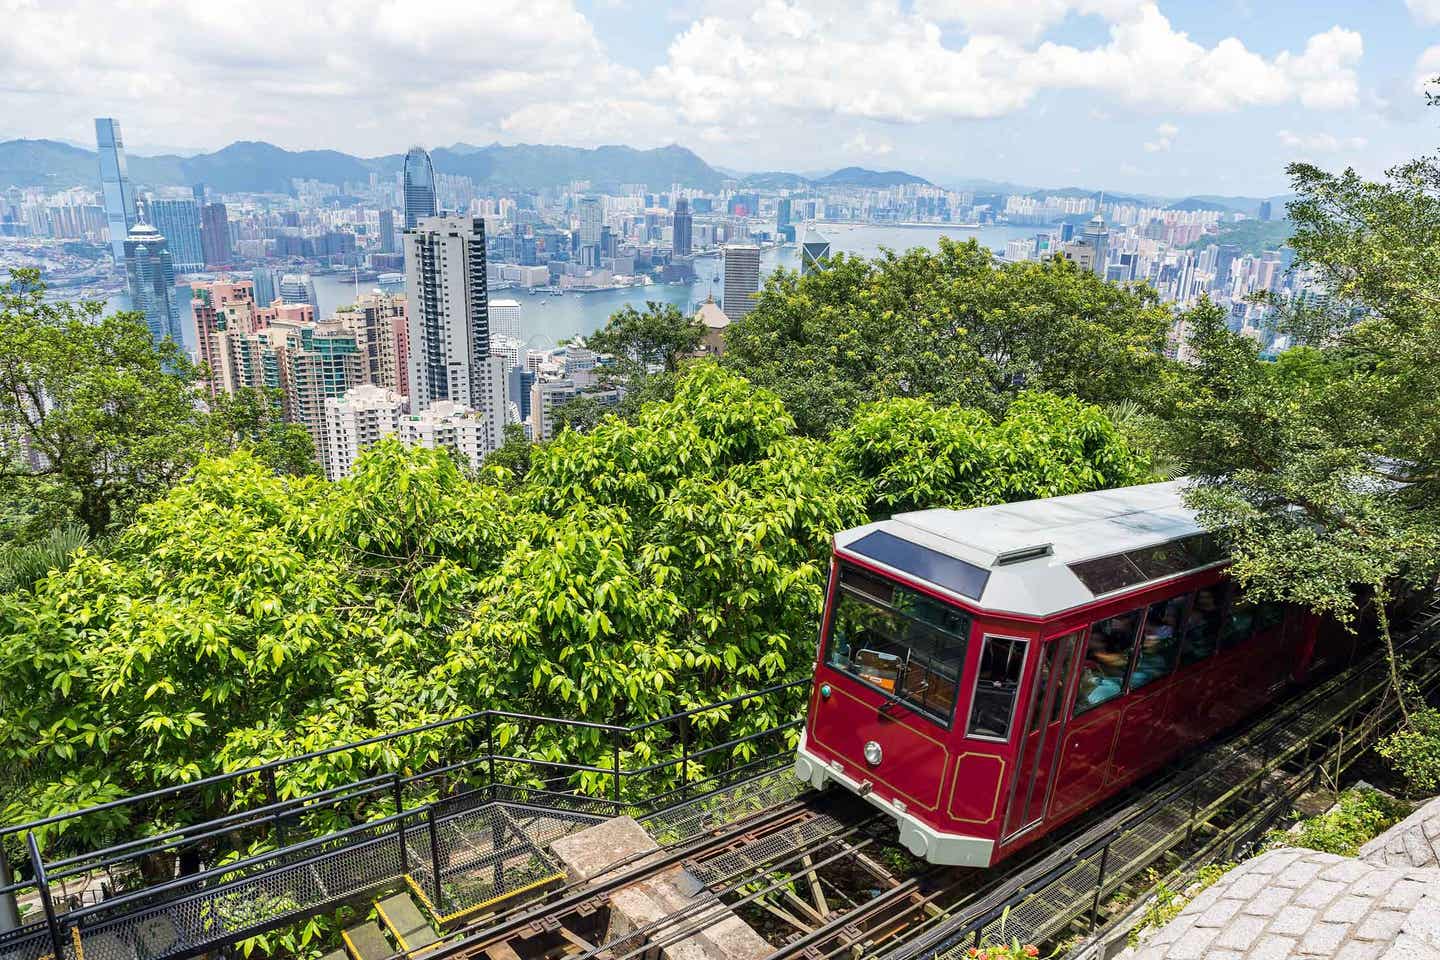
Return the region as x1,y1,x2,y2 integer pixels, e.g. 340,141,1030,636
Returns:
833,480,1223,619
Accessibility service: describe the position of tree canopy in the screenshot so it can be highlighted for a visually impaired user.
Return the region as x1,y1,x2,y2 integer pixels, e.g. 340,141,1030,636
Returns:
0,363,1150,835
722,238,1173,435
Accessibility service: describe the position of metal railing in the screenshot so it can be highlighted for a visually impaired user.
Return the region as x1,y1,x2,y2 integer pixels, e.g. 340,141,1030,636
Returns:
0,679,809,960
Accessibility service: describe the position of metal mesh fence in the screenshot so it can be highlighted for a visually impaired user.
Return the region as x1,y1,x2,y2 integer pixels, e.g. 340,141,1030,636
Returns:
640,768,806,847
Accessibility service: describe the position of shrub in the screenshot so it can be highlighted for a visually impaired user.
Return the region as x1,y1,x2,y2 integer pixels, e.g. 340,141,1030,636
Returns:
1377,708,1440,795
1269,787,1411,857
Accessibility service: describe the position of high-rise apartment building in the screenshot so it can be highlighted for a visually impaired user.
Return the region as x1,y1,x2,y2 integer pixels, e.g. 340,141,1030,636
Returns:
672,198,693,257
201,202,232,266
398,401,485,470
123,224,183,345
146,199,204,271
333,292,409,396
95,118,138,263
722,244,761,319
322,385,404,480
403,147,437,230
285,322,364,460
403,215,505,453
191,279,260,397
490,299,522,340
577,196,603,246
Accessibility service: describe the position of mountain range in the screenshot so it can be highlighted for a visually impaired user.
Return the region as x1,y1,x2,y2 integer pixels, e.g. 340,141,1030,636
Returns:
0,137,1280,214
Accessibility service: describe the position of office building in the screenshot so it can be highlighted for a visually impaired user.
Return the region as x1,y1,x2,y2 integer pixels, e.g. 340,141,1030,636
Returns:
1258,200,1273,222
123,223,183,345
672,198,692,257
252,267,277,308
800,229,831,276
577,196,603,246
403,147,437,229
279,273,318,311
490,299,522,340
777,198,792,231
378,209,396,253
95,118,138,263
201,202,231,266
146,199,204,272
403,215,504,453
322,385,404,480
1081,214,1110,278
722,244,761,319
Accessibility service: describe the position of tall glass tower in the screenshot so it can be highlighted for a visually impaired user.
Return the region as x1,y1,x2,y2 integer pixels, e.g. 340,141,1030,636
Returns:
123,223,182,345
95,118,138,263
403,147,437,230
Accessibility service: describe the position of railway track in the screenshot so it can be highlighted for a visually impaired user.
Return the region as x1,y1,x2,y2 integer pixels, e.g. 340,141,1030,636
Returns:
398,596,1440,960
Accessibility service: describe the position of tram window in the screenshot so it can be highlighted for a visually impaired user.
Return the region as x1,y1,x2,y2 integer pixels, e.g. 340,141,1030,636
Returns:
1131,595,1187,689
1074,610,1141,714
967,636,1029,740
825,569,971,725
1220,595,1257,650
1180,585,1228,666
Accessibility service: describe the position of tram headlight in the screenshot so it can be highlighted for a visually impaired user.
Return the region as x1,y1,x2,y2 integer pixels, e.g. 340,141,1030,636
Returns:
863,740,883,766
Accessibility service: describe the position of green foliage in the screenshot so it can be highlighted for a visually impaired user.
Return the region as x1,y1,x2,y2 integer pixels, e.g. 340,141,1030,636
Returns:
722,239,1172,435
1378,708,1440,794
207,388,320,477
0,269,209,538
0,523,89,594
585,302,704,377
1130,863,1232,946
0,362,1147,843
484,423,533,485
551,395,609,435
1267,788,1410,857
830,392,1150,517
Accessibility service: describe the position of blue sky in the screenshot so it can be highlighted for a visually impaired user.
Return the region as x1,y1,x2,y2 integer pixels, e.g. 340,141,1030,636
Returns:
2,0,1436,197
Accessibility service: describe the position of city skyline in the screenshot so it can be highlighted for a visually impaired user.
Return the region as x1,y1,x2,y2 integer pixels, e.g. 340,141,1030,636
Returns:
0,2,1435,197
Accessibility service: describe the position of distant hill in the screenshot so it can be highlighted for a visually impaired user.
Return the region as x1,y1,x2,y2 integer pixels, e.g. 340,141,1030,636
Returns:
0,139,730,193
817,167,931,187
1182,218,1293,256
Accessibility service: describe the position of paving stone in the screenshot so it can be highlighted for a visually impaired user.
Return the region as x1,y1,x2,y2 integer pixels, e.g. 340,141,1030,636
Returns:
1211,914,1268,951
1403,894,1440,945
1357,909,1410,942
1228,871,1272,899
1335,942,1386,960
1327,894,1376,925
1245,884,1298,916
1384,932,1440,959
1166,925,1219,960
1384,879,1431,912
1299,921,1352,956
1250,934,1300,960
1276,856,1328,888
1194,897,1244,928
1323,859,1377,884
1270,905,1318,936
1295,879,1349,908
1362,797,1440,869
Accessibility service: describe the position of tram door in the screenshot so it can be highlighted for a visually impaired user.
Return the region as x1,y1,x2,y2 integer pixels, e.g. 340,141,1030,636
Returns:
1001,630,1082,842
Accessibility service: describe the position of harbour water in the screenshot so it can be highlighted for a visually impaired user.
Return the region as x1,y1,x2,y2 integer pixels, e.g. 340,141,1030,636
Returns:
312,222,1044,348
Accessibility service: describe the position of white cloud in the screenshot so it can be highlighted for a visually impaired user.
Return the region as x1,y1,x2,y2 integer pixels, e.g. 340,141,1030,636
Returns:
1143,121,1179,152
912,0,1146,41
842,132,894,157
1276,130,1368,153
1416,45,1440,96
1405,0,1440,25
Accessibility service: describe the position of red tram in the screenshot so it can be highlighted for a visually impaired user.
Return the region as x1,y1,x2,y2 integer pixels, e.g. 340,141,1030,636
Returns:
794,481,1359,866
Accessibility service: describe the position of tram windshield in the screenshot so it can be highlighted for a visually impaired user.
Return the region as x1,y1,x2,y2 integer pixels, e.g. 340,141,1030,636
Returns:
824,563,972,725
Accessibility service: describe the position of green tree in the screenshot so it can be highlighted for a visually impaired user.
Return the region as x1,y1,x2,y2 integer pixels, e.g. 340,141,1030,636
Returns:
0,269,208,539
723,239,1173,435
207,388,319,477
1157,119,1440,780
485,423,533,484
585,301,704,377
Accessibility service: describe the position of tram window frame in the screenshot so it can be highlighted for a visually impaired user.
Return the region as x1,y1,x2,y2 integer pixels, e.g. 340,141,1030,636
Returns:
1180,583,1230,667
1074,608,1143,716
1130,593,1189,690
823,563,972,727
966,635,1030,742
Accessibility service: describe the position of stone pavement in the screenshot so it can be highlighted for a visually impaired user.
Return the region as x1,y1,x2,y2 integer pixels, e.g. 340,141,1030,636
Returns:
1127,848,1439,958
1361,796,1440,870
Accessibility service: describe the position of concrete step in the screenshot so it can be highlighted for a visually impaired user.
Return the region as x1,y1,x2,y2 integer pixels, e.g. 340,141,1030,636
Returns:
376,892,440,952
340,921,393,960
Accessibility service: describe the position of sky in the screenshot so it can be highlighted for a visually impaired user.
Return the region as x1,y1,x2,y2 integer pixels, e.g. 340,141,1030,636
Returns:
1,0,1437,196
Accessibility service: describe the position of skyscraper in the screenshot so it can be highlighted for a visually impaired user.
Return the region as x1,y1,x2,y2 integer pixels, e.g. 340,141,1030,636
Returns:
403,147,437,230
201,202,231,266
403,215,505,452
146,199,204,272
800,229,831,277
1081,214,1110,278
672,198,693,257
252,267,277,308
722,244,761,319
279,273,318,311
95,118,138,263
378,209,396,254
777,197,792,230
1258,200,1273,222
123,223,182,345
